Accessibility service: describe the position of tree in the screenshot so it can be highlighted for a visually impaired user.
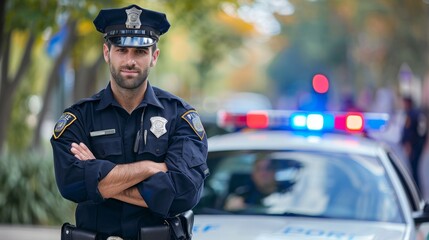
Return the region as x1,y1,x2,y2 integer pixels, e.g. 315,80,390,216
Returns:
1,0,254,152
0,0,57,152
32,19,78,149
0,0,125,151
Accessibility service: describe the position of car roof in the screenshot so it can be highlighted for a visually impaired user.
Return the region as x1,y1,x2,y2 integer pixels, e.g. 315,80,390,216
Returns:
208,130,383,157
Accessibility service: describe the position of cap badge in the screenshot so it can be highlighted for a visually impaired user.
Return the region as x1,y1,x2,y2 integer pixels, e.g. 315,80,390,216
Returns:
125,7,142,29
150,116,168,138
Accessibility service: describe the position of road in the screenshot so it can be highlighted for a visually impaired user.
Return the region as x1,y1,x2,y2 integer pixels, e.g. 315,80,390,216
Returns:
0,225,60,240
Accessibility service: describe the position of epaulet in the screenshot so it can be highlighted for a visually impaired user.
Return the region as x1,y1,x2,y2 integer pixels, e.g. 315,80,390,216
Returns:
153,87,192,109
72,89,104,107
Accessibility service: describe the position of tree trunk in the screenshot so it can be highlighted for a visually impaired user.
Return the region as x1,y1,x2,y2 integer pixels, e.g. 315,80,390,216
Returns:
0,31,35,152
32,19,78,150
73,54,104,101
0,0,6,59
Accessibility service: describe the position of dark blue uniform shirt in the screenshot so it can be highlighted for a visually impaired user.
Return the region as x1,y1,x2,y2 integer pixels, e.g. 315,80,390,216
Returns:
51,82,209,239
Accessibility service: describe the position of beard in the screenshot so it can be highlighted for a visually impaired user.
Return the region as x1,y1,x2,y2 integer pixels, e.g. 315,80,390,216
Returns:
108,60,150,90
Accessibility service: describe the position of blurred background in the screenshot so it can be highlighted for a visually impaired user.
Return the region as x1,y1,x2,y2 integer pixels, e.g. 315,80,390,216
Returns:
1,0,429,228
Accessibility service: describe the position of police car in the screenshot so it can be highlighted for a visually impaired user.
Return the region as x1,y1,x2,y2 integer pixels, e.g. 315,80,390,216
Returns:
193,110,429,240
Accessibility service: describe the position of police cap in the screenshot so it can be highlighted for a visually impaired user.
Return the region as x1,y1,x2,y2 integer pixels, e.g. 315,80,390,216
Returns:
93,4,170,47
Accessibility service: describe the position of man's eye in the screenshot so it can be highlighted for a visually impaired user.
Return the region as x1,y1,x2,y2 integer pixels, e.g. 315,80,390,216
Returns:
136,49,148,55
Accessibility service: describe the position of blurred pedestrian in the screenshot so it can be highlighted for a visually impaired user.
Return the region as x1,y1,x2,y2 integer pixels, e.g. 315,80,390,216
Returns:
340,94,363,112
400,96,427,189
50,4,209,240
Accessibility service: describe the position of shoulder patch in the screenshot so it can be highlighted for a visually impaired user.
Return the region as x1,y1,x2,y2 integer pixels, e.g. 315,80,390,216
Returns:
182,110,205,140
53,112,77,139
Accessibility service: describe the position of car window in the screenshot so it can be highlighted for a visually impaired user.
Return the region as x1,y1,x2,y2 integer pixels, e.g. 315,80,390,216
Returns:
196,150,405,223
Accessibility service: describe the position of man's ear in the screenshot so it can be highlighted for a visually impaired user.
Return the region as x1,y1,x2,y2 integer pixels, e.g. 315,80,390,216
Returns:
150,48,160,67
103,43,110,63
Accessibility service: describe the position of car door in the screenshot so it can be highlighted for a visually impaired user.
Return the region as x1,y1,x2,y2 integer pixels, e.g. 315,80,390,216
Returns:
385,147,429,239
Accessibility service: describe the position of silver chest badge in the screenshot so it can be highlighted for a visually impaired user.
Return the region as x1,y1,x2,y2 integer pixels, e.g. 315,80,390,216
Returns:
125,7,142,29
150,116,168,138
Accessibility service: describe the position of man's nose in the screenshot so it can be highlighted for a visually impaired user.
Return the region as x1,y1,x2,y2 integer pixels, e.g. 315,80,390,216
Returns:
126,57,136,66
123,50,136,64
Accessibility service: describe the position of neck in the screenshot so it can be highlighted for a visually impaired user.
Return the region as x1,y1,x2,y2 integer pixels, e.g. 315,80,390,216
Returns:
111,81,147,114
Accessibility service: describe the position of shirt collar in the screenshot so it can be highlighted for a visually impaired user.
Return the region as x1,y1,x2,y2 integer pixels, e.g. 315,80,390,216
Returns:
97,82,164,111
141,82,164,109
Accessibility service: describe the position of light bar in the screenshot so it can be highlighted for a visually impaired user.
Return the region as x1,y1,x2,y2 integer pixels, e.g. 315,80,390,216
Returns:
217,110,389,133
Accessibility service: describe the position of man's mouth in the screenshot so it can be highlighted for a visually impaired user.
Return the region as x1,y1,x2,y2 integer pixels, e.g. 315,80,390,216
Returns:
121,68,139,76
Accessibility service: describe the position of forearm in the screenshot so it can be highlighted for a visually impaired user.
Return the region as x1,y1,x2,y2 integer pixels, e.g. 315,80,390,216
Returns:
112,187,148,207
98,160,164,198
70,142,168,199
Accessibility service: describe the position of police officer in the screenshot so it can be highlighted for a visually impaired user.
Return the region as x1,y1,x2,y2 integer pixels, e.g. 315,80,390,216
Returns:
51,4,209,240
400,96,427,189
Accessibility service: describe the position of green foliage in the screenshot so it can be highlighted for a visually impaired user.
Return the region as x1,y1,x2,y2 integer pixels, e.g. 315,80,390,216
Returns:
5,0,58,32
0,150,75,225
7,65,37,152
161,0,245,87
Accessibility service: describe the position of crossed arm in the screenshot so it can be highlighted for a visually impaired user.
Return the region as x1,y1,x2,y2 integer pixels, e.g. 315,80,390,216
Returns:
70,142,168,207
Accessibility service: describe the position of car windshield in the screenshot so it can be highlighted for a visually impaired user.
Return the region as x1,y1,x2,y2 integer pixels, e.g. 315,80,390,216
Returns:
195,150,405,223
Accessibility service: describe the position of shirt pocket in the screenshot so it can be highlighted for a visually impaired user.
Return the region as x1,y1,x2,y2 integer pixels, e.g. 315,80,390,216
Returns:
138,135,169,159
90,136,123,159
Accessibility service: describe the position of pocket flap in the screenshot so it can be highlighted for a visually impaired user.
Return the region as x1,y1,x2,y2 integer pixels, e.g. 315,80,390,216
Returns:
182,138,206,168
91,136,122,158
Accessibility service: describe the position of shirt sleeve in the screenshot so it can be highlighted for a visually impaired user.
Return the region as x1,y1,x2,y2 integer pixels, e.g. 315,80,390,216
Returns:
50,110,116,203
137,110,209,217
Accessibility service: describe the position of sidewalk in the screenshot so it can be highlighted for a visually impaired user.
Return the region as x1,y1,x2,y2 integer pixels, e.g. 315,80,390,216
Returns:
0,225,60,240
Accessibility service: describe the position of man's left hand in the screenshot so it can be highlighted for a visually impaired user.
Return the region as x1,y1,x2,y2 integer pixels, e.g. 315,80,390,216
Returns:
71,142,95,160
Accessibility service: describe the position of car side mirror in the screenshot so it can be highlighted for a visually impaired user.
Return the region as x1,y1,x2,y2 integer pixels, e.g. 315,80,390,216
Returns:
414,201,429,224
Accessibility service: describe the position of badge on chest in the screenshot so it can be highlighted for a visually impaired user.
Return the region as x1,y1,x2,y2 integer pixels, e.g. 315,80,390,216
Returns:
150,116,168,138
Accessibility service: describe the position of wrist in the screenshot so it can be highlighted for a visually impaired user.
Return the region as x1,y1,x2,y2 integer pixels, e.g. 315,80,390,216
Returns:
137,161,163,176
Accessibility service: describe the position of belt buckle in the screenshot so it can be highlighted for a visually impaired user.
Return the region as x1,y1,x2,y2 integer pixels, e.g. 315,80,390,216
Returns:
106,237,123,240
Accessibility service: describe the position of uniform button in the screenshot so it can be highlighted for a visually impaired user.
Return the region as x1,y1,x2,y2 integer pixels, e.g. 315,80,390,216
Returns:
156,148,160,152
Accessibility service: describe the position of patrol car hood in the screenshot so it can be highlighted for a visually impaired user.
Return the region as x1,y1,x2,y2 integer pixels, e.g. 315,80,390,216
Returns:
192,215,407,240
